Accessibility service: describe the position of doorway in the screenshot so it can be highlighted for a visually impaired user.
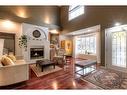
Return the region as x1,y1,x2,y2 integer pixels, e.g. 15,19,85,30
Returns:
105,25,127,72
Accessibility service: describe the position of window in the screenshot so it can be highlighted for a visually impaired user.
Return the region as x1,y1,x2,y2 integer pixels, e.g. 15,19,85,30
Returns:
75,34,96,54
69,5,84,20
112,31,126,68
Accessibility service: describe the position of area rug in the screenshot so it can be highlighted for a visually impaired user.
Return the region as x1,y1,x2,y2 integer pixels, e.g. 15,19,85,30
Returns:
30,64,62,77
82,68,127,89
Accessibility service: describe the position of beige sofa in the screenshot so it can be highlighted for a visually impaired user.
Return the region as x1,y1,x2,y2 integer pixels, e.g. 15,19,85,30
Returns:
0,60,29,86
76,54,97,60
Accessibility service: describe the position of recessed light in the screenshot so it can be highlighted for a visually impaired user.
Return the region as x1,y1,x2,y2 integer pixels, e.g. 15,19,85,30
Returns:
115,22,121,26
88,29,91,32
2,20,14,29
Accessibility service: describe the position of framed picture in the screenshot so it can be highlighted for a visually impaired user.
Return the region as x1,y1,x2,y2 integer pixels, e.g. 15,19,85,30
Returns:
50,34,59,45
61,40,65,49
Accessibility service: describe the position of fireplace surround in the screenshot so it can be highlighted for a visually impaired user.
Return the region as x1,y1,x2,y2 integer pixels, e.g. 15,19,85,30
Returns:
22,23,50,63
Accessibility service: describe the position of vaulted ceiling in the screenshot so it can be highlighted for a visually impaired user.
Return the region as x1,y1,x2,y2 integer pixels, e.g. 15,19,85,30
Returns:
0,6,61,29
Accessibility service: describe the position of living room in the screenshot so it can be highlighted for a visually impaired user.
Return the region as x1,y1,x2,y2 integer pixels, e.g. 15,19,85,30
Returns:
0,4,127,90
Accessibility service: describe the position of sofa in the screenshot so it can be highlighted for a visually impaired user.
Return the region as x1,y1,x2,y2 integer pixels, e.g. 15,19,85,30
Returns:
0,60,29,86
75,54,97,60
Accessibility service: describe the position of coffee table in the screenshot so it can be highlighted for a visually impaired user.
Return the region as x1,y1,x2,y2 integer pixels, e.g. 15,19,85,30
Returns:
36,59,55,72
75,60,97,77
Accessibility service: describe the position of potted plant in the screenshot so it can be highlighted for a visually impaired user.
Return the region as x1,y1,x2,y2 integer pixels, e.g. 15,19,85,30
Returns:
19,35,27,51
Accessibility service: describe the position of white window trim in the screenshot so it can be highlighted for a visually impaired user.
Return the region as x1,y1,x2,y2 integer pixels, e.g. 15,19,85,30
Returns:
68,5,84,21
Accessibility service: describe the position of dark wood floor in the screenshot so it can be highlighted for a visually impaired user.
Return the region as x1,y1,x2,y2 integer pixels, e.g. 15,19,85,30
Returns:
0,58,100,89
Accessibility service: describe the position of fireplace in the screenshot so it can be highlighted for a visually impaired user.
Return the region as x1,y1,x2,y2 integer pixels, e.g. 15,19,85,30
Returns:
30,47,44,59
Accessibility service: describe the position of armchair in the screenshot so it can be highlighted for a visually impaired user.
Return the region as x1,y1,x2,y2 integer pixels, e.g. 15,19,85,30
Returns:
53,48,66,67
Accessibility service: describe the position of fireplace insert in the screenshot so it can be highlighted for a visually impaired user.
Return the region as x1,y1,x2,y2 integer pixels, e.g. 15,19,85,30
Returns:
30,47,44,59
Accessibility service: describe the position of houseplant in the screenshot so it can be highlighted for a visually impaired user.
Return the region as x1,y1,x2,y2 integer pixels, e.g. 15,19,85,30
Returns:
19,35,27,51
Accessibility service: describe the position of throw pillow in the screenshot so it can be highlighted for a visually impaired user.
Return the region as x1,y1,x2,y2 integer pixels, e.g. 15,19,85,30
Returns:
1,56,15,66
0,61,3,67
7,54,16,62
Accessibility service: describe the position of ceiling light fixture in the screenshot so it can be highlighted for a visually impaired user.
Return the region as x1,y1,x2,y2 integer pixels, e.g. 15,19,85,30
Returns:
50,29,59,34
15,7,28,18
87,29,91,32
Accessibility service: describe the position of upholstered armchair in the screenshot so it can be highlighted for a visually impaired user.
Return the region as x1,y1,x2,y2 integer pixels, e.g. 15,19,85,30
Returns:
53,48,66,67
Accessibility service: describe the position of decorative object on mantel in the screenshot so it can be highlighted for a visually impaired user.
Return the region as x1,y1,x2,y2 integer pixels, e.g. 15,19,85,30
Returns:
19,35,27,51
32,30,41,38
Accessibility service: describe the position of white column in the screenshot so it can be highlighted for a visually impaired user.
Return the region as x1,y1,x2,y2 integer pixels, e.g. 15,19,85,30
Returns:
0,39,4,57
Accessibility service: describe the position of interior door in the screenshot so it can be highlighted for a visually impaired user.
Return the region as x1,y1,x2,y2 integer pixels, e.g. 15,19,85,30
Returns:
105,26,127,72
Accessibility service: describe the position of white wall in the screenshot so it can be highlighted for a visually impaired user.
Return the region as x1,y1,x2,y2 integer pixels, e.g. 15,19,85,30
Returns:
59,35,73,41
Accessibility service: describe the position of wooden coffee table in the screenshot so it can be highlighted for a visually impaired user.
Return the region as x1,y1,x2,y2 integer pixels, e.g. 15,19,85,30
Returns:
36,59,55,72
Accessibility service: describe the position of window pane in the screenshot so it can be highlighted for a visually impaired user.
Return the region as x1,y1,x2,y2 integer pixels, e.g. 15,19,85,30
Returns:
69,5,78,11
112,32,126,68
69,5,84,20
75,35,96,54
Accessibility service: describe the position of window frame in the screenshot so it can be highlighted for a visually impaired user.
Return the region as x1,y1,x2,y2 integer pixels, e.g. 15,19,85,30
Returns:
68,5,84,21
75,34,96,55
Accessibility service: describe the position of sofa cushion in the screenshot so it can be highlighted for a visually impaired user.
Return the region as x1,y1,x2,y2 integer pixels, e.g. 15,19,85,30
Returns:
15,60,26,64
7,54,16,62
1,56,15,66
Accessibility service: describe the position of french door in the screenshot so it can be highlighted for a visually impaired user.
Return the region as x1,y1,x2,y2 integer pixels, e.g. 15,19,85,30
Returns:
105,26,127,72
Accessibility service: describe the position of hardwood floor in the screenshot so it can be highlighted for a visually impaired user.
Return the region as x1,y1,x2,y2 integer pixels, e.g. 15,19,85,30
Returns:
0,58,100,89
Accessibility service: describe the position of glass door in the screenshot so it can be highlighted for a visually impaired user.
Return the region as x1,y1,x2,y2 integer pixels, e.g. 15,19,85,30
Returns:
105,26,127,72
112,31,126,68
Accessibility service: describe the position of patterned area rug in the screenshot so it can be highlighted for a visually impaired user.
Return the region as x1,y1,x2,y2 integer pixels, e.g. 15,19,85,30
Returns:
83,68,127,89
30,64,62,77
